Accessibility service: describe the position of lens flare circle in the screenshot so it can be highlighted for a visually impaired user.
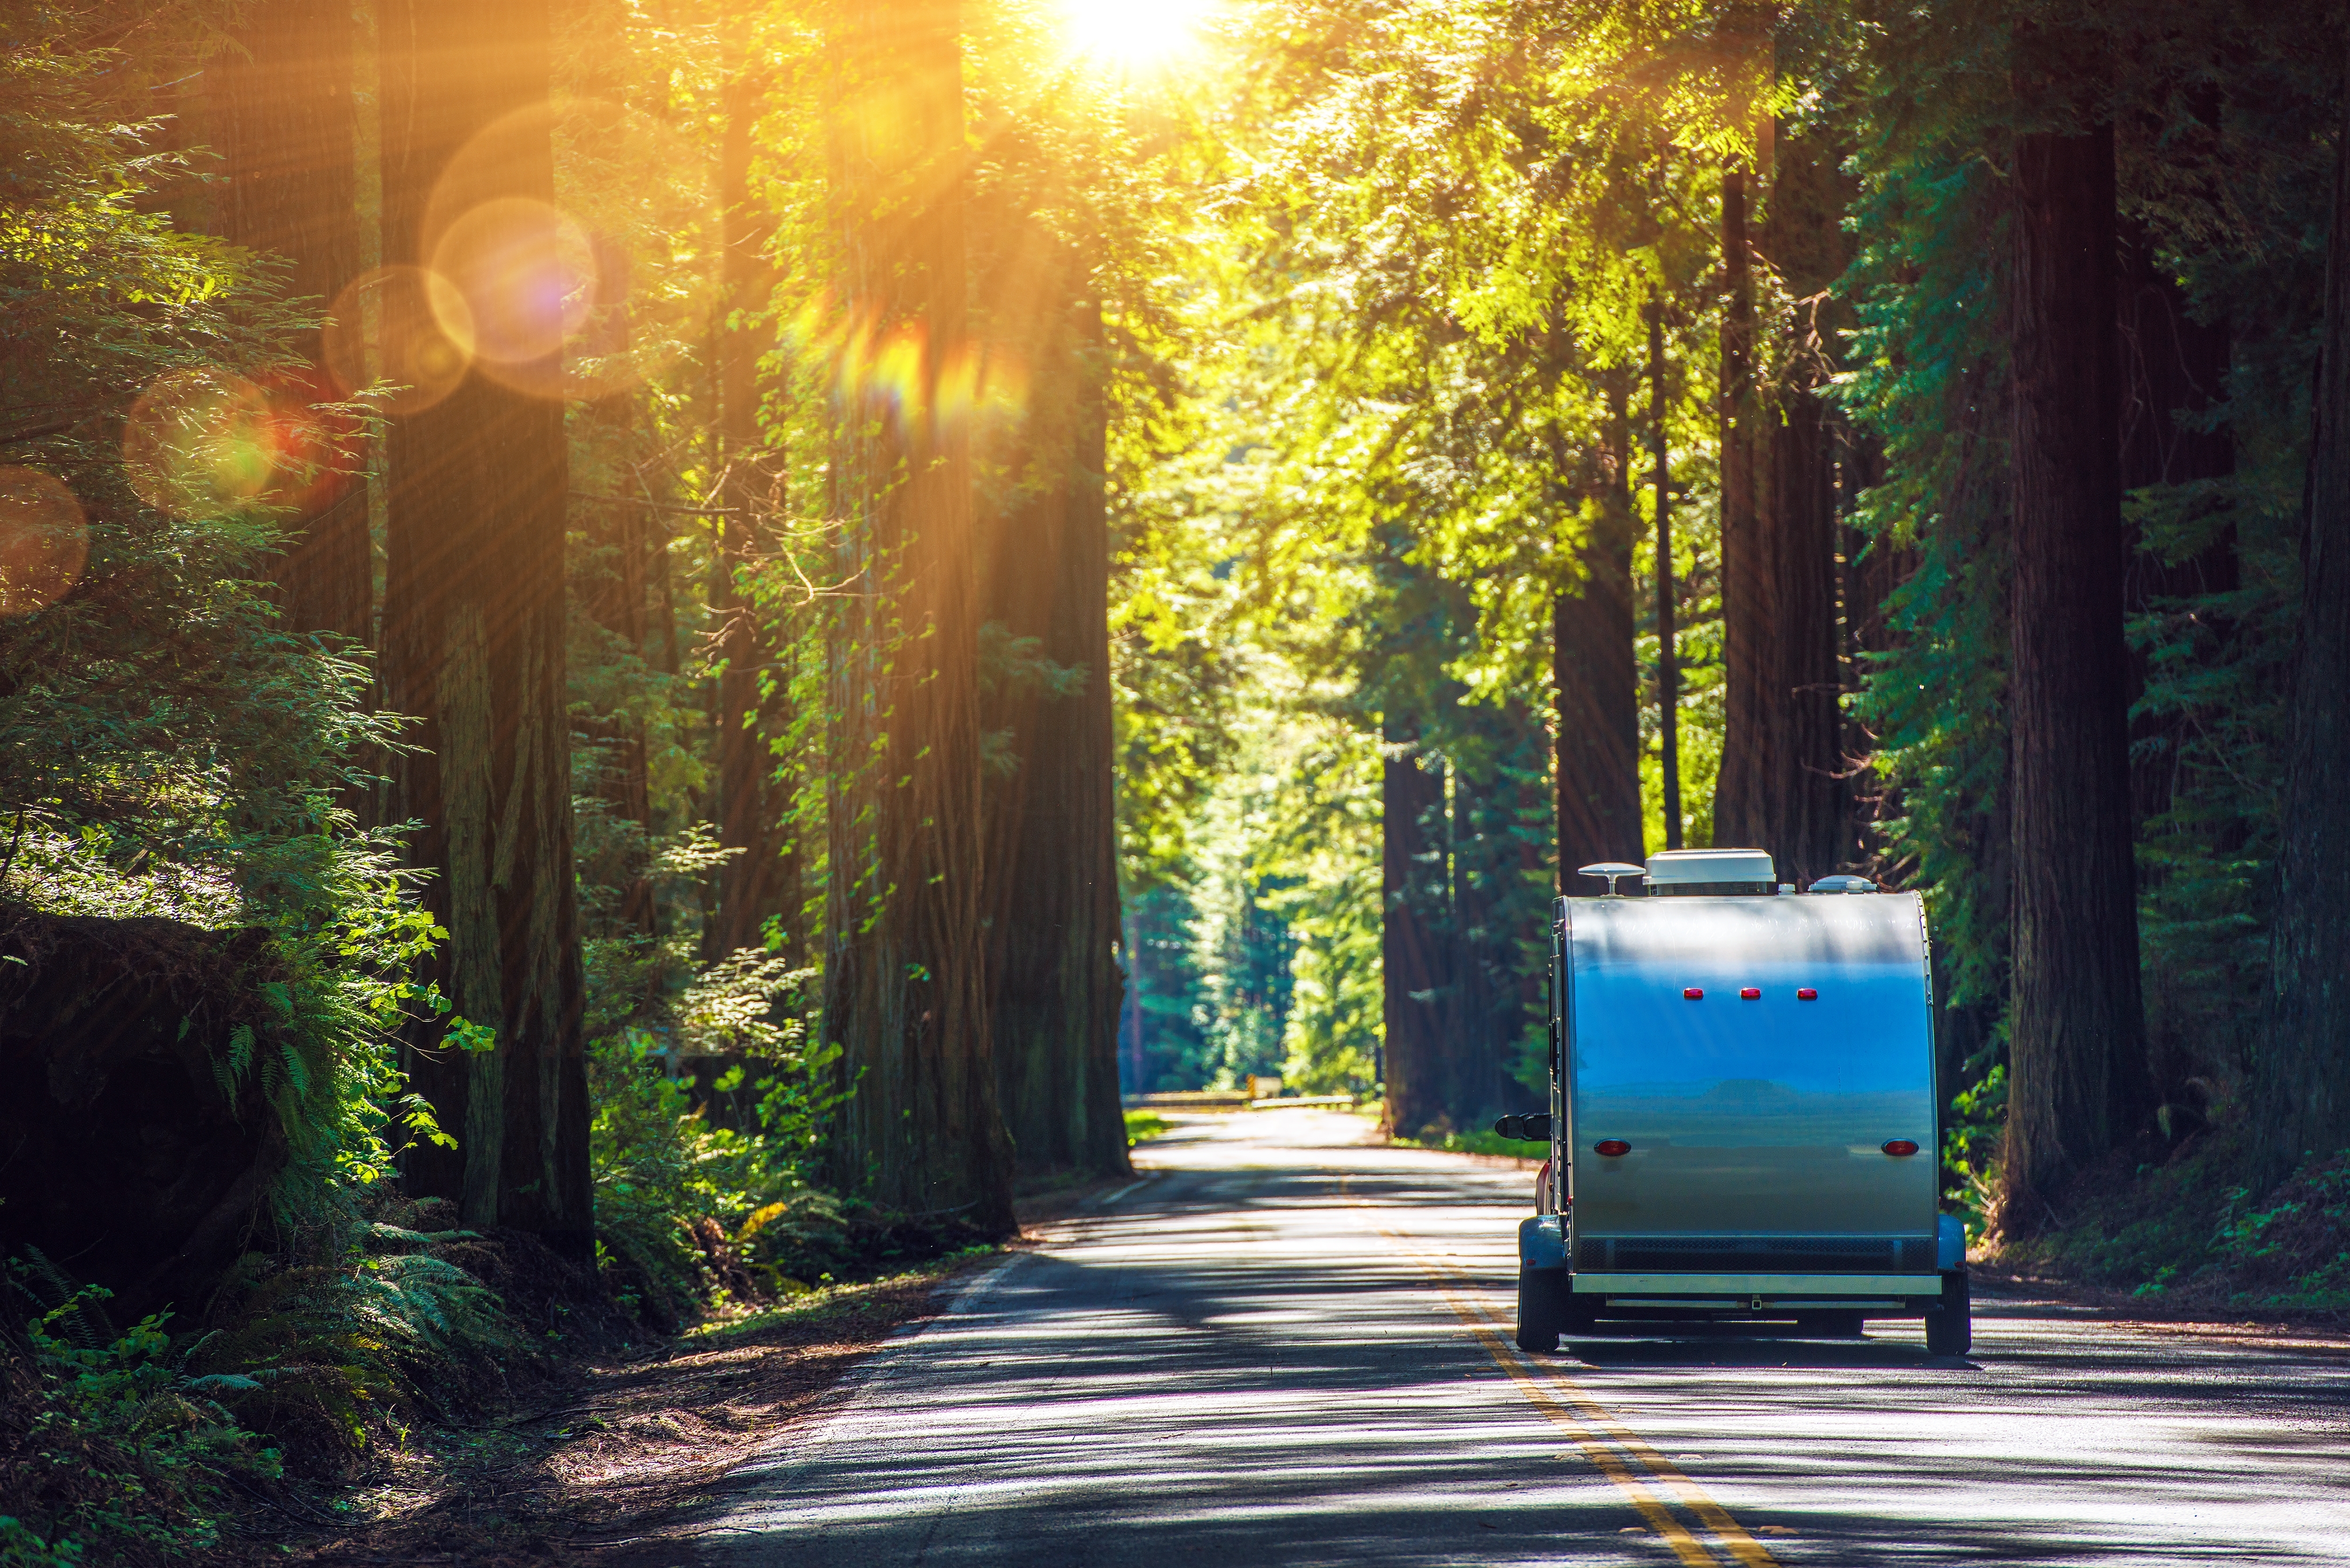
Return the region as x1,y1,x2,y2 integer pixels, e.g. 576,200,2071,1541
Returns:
423,97,719,402
124,368,360,517
0,467,88,618
428,196,597,368
123,369,279,516
325,264,476,414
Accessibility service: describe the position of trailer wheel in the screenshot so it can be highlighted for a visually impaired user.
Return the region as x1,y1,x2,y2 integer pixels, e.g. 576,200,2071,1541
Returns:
1924,1272,1971,1356
1793,1310,1865,1338
1518,1267,1570,1354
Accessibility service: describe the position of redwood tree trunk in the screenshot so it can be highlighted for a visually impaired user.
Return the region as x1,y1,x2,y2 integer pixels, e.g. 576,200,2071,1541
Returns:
1382,727,1447,1139
820,0,1014,1230
979,292,1129,1178
2002,107,2149,1229
1554,368,1642,880
212,0,369,646
380,0,592,1260
1712,161,1770,855
2255,39,2350,1186
1761,126,1850,887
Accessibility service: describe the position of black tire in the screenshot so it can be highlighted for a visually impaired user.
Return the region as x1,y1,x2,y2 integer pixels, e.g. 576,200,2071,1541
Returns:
1793,1310,1865,1338
1518,1267,1568,1354
1924,1272,1971,1356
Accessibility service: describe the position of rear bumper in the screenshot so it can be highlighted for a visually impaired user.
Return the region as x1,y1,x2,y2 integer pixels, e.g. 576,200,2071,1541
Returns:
1568,1271,1942,1298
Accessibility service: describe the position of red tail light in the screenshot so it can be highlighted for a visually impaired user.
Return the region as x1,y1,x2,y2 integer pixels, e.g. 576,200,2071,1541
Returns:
1593,1139,1631,1157
1882,1139,1920,1157
1739,986,1761,999
1683,987,1704,999
1797,988,1818,1000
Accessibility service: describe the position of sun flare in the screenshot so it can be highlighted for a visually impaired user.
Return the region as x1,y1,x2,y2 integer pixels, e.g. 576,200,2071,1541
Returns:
1059,0,1211,71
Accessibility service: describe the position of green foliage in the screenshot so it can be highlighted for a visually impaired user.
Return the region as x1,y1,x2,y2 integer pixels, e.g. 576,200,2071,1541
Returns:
1122,1110,1170,1147
0,1282,282,1565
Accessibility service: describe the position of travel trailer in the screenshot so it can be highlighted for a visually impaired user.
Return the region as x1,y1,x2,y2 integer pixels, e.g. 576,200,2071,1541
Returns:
1499,849,1969,1355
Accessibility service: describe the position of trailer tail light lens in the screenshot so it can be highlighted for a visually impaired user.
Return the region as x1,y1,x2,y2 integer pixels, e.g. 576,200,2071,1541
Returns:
1739,987,1761,999
1593,1139,1632,1157
1683,987,1704,999
1882,1139,1920,1157
1797,988,1818,1000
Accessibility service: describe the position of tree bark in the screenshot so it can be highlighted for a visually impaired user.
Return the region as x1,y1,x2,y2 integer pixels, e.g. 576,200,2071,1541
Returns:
2255,37,2350,1186
380,0,592,1261
211,0,370,646
1382,726,1448,1139
979,289,1130,1178
1712,160,1769,856
1554,368,1643,881
819,0,1015,1230
2002,102,2149,1230
1759,125,1850,887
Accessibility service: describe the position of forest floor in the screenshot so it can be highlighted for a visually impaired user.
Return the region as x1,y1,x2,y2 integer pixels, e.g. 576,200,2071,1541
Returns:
250,1169,1133,1568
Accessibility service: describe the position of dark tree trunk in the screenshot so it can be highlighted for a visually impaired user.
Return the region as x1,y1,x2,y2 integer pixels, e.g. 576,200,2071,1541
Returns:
2002,103,2149,1230
1712,160,1769,855
708,47,783,962
212,0,370,647
2255,39,2350,1186
1761,126,1850,886
1554,368,1643,881
979,282,1130,1178
819,0,1014,1231
380,0,592,1261
1715,130,1847,885
1382,727,1448,1139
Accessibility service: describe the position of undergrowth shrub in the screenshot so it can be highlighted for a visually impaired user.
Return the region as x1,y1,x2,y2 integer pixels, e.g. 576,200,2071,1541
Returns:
0,1281,281,1567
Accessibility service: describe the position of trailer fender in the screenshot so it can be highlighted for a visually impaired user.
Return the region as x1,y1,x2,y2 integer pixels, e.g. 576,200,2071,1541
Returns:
1520,1214,1567,1272
1936,1213,1966,1272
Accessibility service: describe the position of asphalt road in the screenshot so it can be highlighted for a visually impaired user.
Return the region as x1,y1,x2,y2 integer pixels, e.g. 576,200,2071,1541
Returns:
693,1107,2350,1566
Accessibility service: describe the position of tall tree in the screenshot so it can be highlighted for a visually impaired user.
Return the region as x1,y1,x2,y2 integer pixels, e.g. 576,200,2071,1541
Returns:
1381,725,1447,1139
1712,149,1769,858
2001,37,2150,1229
820,0,1014,1229
379,0,592,1258
979,276,1130,1178
2255,38,2350,1186
708,37,783,961
1754,125,1849,887
210,0,369,645
1553,364,1642,877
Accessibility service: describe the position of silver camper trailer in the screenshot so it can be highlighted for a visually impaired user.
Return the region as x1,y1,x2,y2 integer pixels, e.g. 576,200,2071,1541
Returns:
1499,848,1969,1355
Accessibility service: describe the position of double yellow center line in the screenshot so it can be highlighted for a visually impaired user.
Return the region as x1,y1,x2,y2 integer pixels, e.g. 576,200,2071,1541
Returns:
1340,1175,1780,1568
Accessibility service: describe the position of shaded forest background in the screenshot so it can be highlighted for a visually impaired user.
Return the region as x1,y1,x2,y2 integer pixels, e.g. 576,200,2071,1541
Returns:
5,0,2350,1558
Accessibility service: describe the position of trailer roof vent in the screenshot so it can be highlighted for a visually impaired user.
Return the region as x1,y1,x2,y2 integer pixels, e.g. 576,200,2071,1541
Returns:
1808,874,1879,895
1644,848,1777,897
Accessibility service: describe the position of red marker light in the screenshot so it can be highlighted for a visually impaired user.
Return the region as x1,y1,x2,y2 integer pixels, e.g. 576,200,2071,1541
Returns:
1593,1139,1632,1157
1683,987,1704,1000
1882,1139,1920,1157
1739,987,1761,1000
1797,988,1818,1000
